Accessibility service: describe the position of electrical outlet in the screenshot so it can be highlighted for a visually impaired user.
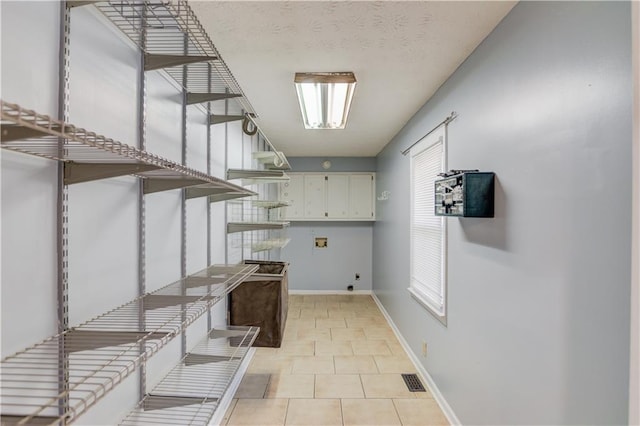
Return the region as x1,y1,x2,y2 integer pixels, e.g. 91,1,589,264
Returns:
421,340,428,357
355,273,360,281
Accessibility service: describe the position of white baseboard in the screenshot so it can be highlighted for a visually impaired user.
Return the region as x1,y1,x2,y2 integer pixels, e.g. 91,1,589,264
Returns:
288,289,372,295
209,347,256,426
371,293,461,426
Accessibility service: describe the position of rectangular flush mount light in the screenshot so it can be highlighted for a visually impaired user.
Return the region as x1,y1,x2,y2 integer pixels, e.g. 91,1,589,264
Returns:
294,72,356,129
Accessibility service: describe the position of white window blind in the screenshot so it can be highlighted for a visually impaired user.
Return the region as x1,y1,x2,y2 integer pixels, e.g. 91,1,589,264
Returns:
409,127,446,320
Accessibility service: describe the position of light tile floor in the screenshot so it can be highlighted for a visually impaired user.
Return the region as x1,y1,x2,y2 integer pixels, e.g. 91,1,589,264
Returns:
223,294,449,426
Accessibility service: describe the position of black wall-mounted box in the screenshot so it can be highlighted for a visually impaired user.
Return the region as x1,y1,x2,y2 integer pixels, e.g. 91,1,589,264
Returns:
435,171,495,217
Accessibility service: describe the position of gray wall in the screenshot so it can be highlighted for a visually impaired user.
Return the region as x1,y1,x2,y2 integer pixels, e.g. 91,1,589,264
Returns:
283,222,373,292
1,1,59,358
282,157,375,291
288,156,376,173
373,2,632,425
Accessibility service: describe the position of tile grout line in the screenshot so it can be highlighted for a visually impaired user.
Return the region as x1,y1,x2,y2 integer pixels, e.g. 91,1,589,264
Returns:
263,373,271,398
391,398,404,425
282,398,290,426
358,373,367,399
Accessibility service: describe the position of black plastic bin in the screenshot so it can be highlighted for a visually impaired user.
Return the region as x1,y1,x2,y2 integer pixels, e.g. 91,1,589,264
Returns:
229,260,289,348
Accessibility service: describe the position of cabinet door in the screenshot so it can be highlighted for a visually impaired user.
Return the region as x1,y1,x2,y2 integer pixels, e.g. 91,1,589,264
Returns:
349,174,374,219
304,175,326,219
280,174,304,219
327,174,349,218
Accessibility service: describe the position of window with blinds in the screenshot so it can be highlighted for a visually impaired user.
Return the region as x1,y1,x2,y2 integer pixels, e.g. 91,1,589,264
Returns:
409,126,447,323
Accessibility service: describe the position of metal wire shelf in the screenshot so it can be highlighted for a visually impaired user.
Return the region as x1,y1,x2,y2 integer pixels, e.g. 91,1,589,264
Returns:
94,0,255,116
0,100,255,199
0,264,258,425
119,325,258,425
227,169,290,186
227,199,290,210
250,238,291,253
227,221,290,234
251,200,290,209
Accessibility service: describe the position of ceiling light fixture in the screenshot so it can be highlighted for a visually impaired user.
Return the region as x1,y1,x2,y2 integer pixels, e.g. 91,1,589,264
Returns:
294,72,356,130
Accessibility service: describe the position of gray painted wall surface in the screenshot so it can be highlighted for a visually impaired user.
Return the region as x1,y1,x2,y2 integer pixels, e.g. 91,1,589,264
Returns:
282,222,372,291
288,156,376,172
373,2,632,425
1,1,59,358
282,157,374,291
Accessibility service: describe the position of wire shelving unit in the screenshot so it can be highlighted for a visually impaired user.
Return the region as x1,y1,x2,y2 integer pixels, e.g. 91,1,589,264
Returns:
119,325,258,426
0,264,258,425
1,2,290,424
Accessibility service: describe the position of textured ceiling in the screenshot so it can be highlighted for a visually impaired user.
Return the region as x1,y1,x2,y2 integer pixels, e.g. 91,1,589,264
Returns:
190,1,516,157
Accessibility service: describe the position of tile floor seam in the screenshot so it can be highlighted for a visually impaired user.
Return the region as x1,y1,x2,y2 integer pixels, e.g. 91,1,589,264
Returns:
283,398,290,426
264,374,271,399
391,398,403,426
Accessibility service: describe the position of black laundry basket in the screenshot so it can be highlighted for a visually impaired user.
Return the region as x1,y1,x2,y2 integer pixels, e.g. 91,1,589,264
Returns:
229,260,289,347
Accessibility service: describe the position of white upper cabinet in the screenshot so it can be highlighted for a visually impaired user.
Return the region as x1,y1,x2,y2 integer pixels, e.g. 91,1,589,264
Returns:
279,172,375,221
304,174,327,219
349,174,375,219
327,174,350,219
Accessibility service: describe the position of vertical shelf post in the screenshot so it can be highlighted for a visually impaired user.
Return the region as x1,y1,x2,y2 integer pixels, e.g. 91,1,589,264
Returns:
224,89,229,266
57,1,71,419
137,2,148,401
207,62,213,332
180,30,188,358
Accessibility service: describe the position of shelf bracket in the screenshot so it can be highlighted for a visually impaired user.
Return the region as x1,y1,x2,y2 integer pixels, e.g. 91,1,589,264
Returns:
142,294,215,311
184,353,241,366
143,178,206,194
208,114,245,125
64,162,161,185
185,185,253,200
1,124,61,142
0,415,62,425
186,92,242,105
183,276,228,288
143,395,213,411
208,191,255,203
63,330,169,353
208,328,250,339
144,54,217,71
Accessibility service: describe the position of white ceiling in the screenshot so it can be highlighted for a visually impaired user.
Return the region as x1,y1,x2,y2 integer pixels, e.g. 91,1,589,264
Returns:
190,1,516,157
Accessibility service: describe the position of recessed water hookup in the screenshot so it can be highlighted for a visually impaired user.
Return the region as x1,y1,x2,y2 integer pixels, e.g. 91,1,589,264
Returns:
314,237,327,248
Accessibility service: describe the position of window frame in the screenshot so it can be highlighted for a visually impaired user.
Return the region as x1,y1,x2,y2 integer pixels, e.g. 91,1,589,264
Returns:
408,125,448,326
